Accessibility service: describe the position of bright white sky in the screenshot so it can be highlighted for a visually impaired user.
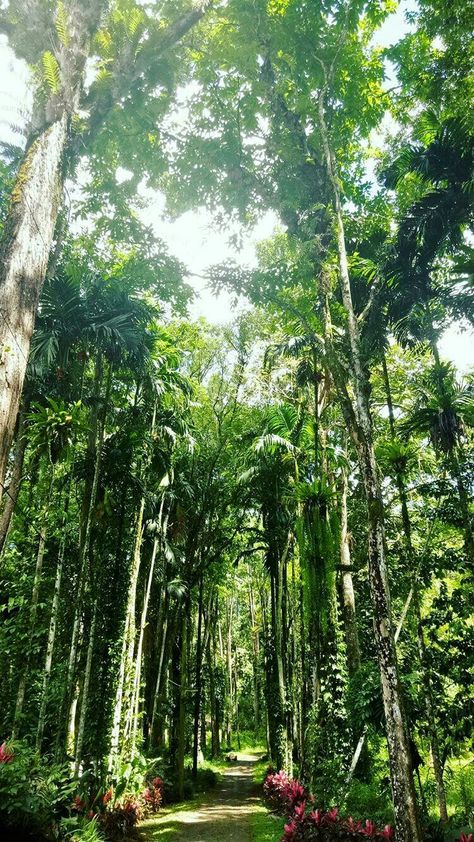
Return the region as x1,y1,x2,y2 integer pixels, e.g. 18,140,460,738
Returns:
0,1,473,372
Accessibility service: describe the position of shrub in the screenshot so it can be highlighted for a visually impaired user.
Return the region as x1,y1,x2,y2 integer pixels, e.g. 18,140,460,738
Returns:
262,771,396,841
99,797,144,840
282,808,395,841
143,776,164,814
0,739,75,837
59,815,105,842
263,770,308,815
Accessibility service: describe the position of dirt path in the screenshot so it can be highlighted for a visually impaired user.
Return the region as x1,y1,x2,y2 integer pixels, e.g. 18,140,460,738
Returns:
139,754,260,841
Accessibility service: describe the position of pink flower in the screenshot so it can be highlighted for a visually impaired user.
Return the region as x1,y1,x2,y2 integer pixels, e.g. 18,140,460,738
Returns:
345,816,363,833
307,809,323,825
360,819,377,837
293,802,306,822
459,835,473,842
323,807,339,824
379,826,395,840
0,742,14,763
283,819,297,841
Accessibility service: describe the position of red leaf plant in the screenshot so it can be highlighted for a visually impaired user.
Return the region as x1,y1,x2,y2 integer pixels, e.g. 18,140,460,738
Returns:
0,742,14,764
263,771,396,841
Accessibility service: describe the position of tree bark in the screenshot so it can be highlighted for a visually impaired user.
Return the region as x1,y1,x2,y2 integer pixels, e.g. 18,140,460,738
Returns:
339,464,361,676
0,402,28,555
0,117,68,490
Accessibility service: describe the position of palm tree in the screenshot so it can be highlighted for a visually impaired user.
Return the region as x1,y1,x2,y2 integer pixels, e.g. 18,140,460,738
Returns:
403,362,474,563
383,114,474,344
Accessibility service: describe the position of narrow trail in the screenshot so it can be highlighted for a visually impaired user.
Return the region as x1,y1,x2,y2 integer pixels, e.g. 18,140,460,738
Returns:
140,754,261,841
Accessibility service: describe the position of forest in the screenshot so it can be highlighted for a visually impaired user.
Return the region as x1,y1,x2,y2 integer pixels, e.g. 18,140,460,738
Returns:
0,1,472,842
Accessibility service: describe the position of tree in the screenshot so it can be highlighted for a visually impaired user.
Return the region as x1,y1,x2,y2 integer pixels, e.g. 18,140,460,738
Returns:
0,0,212,489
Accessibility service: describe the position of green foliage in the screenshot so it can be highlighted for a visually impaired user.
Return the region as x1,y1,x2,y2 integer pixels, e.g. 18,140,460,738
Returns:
0,741,75,835
41,51,61,95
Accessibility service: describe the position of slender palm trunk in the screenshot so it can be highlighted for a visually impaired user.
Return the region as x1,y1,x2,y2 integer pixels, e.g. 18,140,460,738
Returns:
382,353,448,822
60,358,109,757
339,465,361,676
177,606,188,800
109,497,145,766
248,579,260,728
149,590,170,748
225,599,234,749
36,485,72,751
192,573,205,777
318,96,421,842
130,535,160,756
13,467,54,736
74,602,98,775
208,625,220,758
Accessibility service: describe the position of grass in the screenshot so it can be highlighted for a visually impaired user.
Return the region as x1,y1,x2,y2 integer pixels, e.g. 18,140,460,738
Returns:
248,748,283,842
249,804,285,842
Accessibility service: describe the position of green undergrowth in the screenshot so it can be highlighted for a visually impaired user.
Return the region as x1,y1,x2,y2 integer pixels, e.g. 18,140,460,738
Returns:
253,758,272,785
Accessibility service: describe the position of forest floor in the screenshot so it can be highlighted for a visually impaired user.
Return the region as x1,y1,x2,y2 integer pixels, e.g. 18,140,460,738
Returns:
139,753,271,842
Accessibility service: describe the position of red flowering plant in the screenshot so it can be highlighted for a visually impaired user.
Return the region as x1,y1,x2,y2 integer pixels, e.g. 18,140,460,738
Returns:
142,775,164,814
459,834,473,842
100,795,145,839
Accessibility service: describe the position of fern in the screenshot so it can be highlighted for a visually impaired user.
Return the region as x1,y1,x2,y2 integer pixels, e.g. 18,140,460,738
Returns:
55,0,70,47
96,29,113,59
42,51,61,95
127,7,145,36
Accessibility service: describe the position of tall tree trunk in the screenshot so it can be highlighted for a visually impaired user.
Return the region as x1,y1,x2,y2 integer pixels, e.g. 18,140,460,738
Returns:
110,402,157,766
317,96,421,842
149,588,170,749
208,623,220,758
339,464,361,676
36,485,71,751
13,466,54,736
225,599,234,750
0,117,68,490
109,497,145,766
248,578,260,729
0,0,111,488
74,602,98,776
177,605,188,801
60,357,109,757
192,573,204,777
382,353,448,823
130,535,160,756
0,402,28,555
